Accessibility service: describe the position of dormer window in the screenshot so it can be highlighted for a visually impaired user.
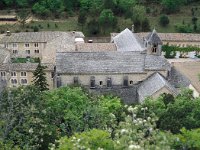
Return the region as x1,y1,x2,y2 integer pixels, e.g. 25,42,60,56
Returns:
152,44,157,53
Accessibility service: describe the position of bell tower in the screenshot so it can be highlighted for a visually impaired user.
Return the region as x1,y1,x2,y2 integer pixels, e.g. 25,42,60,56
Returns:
145,29,163,56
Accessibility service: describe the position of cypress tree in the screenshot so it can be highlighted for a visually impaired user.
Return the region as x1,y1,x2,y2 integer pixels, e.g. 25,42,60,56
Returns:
32,59,49,91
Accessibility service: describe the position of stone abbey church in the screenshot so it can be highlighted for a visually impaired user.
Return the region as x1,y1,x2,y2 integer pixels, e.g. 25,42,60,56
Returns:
56,29,178,103
1,28,189,104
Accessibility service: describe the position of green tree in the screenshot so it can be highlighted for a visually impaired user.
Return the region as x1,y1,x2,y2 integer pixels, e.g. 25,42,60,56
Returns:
87,19,100,35
78,10,87,31
0,86,55,149
43,86,124,137
141,18,151,32
17,9,30,28
159,14,170,27
57,129,114,150
99,9,117,33
32,59,49,91
162,0,186,14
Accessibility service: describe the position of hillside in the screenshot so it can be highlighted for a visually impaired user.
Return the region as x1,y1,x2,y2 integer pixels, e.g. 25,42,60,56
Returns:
0,0,200,36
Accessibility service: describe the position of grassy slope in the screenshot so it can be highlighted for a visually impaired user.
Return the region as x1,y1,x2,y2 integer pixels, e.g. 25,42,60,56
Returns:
0,3,200,35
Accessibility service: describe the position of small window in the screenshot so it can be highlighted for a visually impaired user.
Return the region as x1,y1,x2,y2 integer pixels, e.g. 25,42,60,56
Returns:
74,77,79,84
21,72,27,77
123,76,128,87
152,44,157,53
130,81,133,85
21,79,28,85
51,72,54,78
99,81,103,85
11,72,17,77
4,43,8,48
34,43,39,47
13,50,18,54
107,78,112,88
90,76,95,88
26,50,30,54
13,43,17,48
35,49,39,54
25,43,29,47
11,79,17,84
1,72,6,76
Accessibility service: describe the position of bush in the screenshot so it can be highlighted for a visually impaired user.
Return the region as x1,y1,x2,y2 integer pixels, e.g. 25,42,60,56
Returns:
33,26,39,32
175,24,193,33
159,14,170,27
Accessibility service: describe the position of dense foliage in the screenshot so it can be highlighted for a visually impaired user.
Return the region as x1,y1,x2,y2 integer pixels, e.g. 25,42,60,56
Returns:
0,85,124,149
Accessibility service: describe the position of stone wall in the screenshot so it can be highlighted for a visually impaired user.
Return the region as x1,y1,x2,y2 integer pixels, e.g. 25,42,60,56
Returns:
88,85,138,104
60,73,147,87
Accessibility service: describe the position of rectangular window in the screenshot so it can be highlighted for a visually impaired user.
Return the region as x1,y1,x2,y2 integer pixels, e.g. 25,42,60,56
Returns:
1,72,6,77
21,72,27,77
90,76,95,88
13,43,17,48
25,43,29,47
26,50,30,54
13,50,18,54
123,76,128,87
107,77,112,88
4,43,9,48
35,49,39,54
74,77,79,84
34,43,39,47
21,79,28,85
11,79,17,84
11,72,17,77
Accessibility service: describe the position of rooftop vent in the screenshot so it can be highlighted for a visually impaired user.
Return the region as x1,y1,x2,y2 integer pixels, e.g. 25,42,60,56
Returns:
88,39,93,43
6,31,11,36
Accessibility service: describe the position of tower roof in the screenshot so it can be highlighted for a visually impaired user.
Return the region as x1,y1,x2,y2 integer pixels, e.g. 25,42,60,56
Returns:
146,29,163,45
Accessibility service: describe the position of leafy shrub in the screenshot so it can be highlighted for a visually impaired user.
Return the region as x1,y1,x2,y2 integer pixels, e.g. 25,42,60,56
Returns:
159,14,170,27
175,23,193,33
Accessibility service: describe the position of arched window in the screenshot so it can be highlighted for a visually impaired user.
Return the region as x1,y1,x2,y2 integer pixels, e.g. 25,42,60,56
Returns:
152,44,158,53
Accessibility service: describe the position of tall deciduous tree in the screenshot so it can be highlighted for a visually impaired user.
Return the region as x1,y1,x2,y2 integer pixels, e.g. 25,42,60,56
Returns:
99,9,117,33
17,9,30,28
32,59,49,91
78,10,87,31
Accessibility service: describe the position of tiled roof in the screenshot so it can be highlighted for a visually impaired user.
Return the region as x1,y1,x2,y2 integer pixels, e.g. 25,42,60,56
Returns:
56,51,146,74
146,29,163,45
145,55,171,71
137,32,200,42
113,28,145,52
0,46,10,64
0,31,84,43
75,43,117,52
0,63,54,71
56,51,170,74
138,72,178,103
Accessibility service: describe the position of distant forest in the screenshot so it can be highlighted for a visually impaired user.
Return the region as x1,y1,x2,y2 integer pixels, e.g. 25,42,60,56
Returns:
1,0,200,34
1,0,199,17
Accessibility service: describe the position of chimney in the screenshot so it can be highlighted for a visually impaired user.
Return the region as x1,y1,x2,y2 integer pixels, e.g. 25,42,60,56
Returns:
6,31,11,36
132,25,134,33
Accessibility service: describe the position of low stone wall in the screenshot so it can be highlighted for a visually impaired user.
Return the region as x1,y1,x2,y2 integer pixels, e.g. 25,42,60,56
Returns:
87,85,138,104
